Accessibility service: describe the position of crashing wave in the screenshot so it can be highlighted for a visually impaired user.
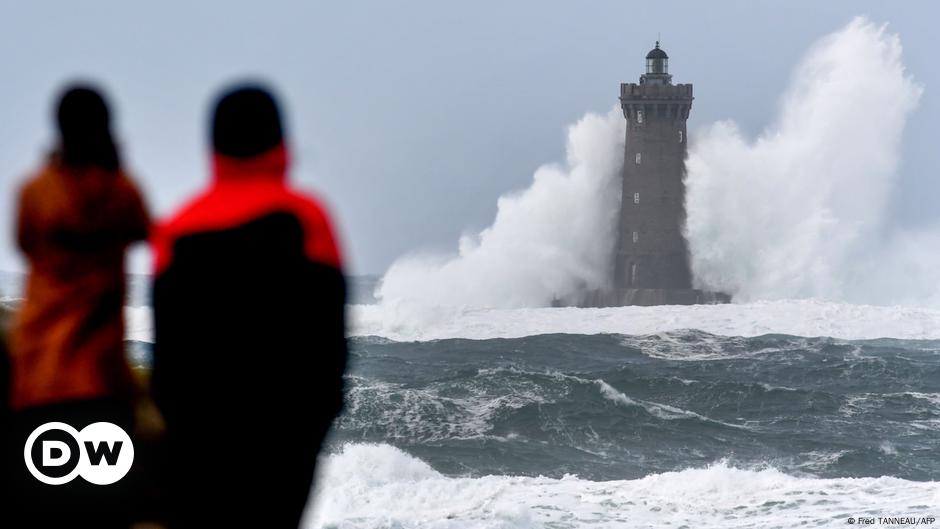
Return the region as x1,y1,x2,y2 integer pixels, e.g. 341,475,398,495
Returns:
304,443,940,529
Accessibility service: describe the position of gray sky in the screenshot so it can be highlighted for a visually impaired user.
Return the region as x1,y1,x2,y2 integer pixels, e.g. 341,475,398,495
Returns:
1,1,937,275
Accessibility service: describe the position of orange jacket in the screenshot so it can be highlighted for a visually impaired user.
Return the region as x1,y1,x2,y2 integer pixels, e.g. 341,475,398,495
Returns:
10,158,149,410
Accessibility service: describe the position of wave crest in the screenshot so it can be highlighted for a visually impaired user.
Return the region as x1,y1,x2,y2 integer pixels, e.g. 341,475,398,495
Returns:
306,443,940,529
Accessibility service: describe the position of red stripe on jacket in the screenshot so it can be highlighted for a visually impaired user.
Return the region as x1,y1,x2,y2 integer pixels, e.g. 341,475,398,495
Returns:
152,144,342,275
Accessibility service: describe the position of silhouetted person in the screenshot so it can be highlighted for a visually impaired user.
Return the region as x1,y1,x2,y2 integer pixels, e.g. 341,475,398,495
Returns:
151,84,348,528
4,84,150,528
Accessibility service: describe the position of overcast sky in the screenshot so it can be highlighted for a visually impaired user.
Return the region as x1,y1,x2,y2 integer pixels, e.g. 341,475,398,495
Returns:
1,1,937,275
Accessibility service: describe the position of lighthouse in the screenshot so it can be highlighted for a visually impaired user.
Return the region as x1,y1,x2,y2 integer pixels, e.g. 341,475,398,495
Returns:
615,41,693,291
578,42,728,306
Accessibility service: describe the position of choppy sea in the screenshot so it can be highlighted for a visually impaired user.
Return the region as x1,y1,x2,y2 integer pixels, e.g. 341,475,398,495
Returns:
305,330,939,528
5,272,940,527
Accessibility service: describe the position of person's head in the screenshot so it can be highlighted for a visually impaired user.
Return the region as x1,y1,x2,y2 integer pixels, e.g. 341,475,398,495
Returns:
211,84,284,158
55,83,119,171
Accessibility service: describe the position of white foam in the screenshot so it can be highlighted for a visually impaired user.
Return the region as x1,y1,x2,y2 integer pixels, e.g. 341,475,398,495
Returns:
376,108,625,308
905,393,940,407
349,299,940,342
595,379,747,429
686,18,933,306
122,298,940,344
840,392,940,418
304,443,940,529
124,305,153,343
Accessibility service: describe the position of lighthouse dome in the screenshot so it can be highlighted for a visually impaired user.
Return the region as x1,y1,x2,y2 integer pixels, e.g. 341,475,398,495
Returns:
645,41,669,76
646,43,668,59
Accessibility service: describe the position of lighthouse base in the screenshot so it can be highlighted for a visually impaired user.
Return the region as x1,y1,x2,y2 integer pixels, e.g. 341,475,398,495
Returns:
558,288,730,308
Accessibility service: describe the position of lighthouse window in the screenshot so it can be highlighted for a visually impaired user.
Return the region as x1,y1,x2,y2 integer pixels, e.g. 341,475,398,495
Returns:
632,231,638,243
635,152,641,164
633,192,640,204
678,130,683,143
637,110,644,124
630,263,638,285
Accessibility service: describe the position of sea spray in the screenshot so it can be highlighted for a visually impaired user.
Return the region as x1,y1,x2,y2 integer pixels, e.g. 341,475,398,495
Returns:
685,17,927,304
376,108,625,308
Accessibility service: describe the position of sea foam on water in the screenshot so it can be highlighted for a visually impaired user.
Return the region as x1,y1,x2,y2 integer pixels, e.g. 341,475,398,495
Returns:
304,443,940,529
126,298,940,343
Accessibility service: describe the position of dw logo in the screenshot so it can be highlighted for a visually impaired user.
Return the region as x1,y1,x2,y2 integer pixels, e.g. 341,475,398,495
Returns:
23,422,134,485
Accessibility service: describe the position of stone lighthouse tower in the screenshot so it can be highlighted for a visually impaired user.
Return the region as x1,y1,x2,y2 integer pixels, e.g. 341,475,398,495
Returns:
615,41,693,292
581,42,726,306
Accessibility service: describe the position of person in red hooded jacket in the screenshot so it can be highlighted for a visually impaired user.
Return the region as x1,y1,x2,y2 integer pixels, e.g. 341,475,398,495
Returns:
150,84,348,528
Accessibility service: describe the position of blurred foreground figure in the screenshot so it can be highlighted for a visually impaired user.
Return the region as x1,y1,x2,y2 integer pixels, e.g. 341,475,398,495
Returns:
4,85,150,527
151,85,348,528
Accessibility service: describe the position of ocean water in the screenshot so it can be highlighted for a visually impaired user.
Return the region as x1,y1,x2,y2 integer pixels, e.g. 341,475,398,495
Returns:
124,299,940,527
332,332,940,481
300,330,940,528
6,269,939,527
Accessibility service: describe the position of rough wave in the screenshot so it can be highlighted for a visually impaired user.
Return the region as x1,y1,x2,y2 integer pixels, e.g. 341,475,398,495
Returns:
595,379,747,429
304,443,940,529
332,332,940,482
